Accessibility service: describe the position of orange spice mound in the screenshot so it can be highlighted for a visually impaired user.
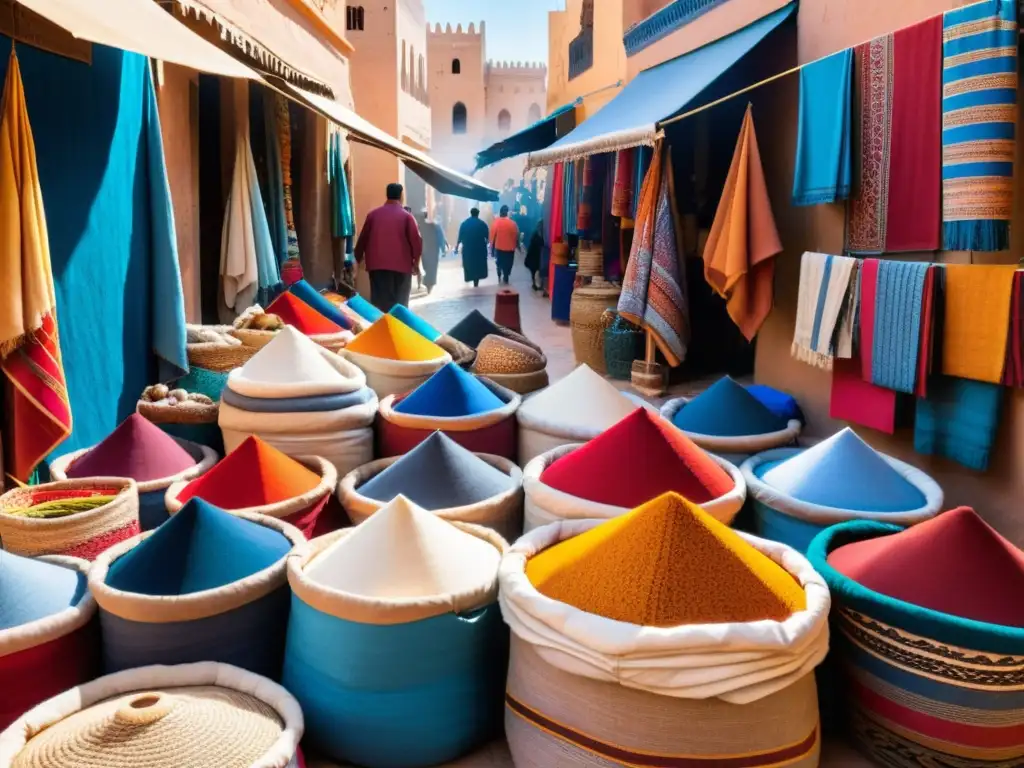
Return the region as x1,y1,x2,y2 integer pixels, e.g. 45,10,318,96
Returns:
265,292,343,335
176,436,321,508
526,492,806,627
346,315,446,362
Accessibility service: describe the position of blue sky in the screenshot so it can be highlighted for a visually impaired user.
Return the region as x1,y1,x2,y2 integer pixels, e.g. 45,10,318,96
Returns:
423,0,563,65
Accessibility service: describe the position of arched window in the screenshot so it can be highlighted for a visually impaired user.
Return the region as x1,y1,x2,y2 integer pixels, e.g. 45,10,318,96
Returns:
453,102,467,134
527,103,542,124
346,5,364,31
417,54,426,97
451,58,461,75
498,109,511,133
400,41,408,92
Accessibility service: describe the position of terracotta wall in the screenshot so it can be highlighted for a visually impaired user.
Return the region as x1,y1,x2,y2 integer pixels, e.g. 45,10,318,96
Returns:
156,63,201,323
397,0,431,149
547,0,627,119
428,23,488,169
751,0,1024,543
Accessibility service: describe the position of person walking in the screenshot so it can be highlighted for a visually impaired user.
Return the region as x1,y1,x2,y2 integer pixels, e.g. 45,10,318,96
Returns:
490,205,519,285
354,183,422,311
457,207,489,287
524,218,544,291
417,208,443,294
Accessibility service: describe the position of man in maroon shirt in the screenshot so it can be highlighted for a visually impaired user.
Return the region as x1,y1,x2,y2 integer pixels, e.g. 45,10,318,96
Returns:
354,183,423,311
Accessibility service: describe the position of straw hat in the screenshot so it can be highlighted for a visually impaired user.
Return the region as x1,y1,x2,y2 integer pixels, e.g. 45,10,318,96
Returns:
0,663,303,768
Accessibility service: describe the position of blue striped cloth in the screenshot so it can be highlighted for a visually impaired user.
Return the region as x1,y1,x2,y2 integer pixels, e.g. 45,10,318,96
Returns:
941,0,1018,251
871,261,930,393
915,376,1003,470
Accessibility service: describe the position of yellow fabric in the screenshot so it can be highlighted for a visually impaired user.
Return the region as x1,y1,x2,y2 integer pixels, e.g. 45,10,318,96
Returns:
526,492,806,627
0,49,56,356
346,314,445,361
941,264,1016,384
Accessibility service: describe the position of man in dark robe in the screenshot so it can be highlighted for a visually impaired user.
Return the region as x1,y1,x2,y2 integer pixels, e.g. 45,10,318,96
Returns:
457,208,489,287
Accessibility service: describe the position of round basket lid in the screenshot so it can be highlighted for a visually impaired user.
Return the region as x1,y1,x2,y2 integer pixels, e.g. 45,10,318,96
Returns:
10,687,284,768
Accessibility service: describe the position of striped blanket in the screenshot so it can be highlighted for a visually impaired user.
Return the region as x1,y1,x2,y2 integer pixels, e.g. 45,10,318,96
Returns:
791,252,857,369
942,0,1018,251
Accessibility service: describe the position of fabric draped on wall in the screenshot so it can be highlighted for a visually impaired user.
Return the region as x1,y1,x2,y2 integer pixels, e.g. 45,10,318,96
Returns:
618,145,689,367
575,155,594,235
792,49,853,206
275,92,303,285
941,0,1018,251
561,159,577,239
549,162,564,246
610,149,635,218
0,39,188,461
846,17,942,254
0,48,72,481
256,88,288,266
632,147,653,220
296,111,333,288
703,104,782,341
329,131,355,243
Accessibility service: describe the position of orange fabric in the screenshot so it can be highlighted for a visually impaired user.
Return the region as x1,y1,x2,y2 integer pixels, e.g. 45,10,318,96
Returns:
703,105,782,341
941,264,1016,384
526,492,806,627
265,292,342,335
345,315,445,361
176,436,320,508
490,216,519,252
0,50,71,480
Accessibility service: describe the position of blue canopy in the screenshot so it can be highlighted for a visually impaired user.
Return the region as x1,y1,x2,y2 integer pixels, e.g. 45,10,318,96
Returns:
528,2,795,167
474,100,581,170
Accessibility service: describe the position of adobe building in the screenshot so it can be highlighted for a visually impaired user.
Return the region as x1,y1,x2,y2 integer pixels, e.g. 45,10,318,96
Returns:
344,0,433,228
428,22,546,237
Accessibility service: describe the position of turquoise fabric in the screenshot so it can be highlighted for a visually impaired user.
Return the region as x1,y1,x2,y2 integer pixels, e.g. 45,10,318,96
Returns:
245,131,282,305
328,132,355,239
672,376,786,436
173,367,229,400
388,305,442,342
394,364,504,418
915,376,1003,471
0,551,86,630
1,41,186,457
105,498,291,596
283,597,506,768
288,279,352,329
346,294,384,322
808,521,1024,655
792,49,853,206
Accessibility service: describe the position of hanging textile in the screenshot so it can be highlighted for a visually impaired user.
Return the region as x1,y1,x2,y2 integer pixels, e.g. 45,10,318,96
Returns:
870,261,930,394
602,157,621,281
857,258,880,380
915,376,1003,471
219,121,278,321
632,147,652,220
262,92,288,265
576,154,594,235
941,0,1017,251
915,266,940,397
329,131,355,241
703,104,782,341
941,264,1015,384
1002,272,1023,387
0,49,71,480
846,17,942,253
561,159,577,239
275,94,303,284
618,145,689,367
610,149,635,218
830,359,897,434
791,252,857,369
792,49,853,206
143,64,189,383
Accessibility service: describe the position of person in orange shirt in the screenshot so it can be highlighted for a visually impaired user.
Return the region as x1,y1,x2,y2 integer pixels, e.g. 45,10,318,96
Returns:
489,205,520,285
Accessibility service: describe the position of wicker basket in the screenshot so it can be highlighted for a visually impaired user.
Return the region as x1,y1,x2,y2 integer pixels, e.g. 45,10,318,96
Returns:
603,312,645,380
577,243,603,277
230,327,351,354
631,360,667,397
137,398,217,426
569,279,620,373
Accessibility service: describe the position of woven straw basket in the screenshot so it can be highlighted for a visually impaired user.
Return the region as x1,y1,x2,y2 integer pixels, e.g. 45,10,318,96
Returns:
231,327,352,355
337,453,524,542
576,244,603,277
0,662,305,768
0,478,140,561
187,341,258,373
570,279,620,373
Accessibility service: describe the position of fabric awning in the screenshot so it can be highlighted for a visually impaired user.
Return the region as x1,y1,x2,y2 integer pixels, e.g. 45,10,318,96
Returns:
14,0,255,78
274,81,499,201
474,99,581,171
168,0,350,104
526,2,795,169
15,0,497,202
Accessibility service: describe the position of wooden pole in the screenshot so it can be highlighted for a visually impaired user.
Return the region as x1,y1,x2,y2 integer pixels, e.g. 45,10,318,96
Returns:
645,329,656,364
